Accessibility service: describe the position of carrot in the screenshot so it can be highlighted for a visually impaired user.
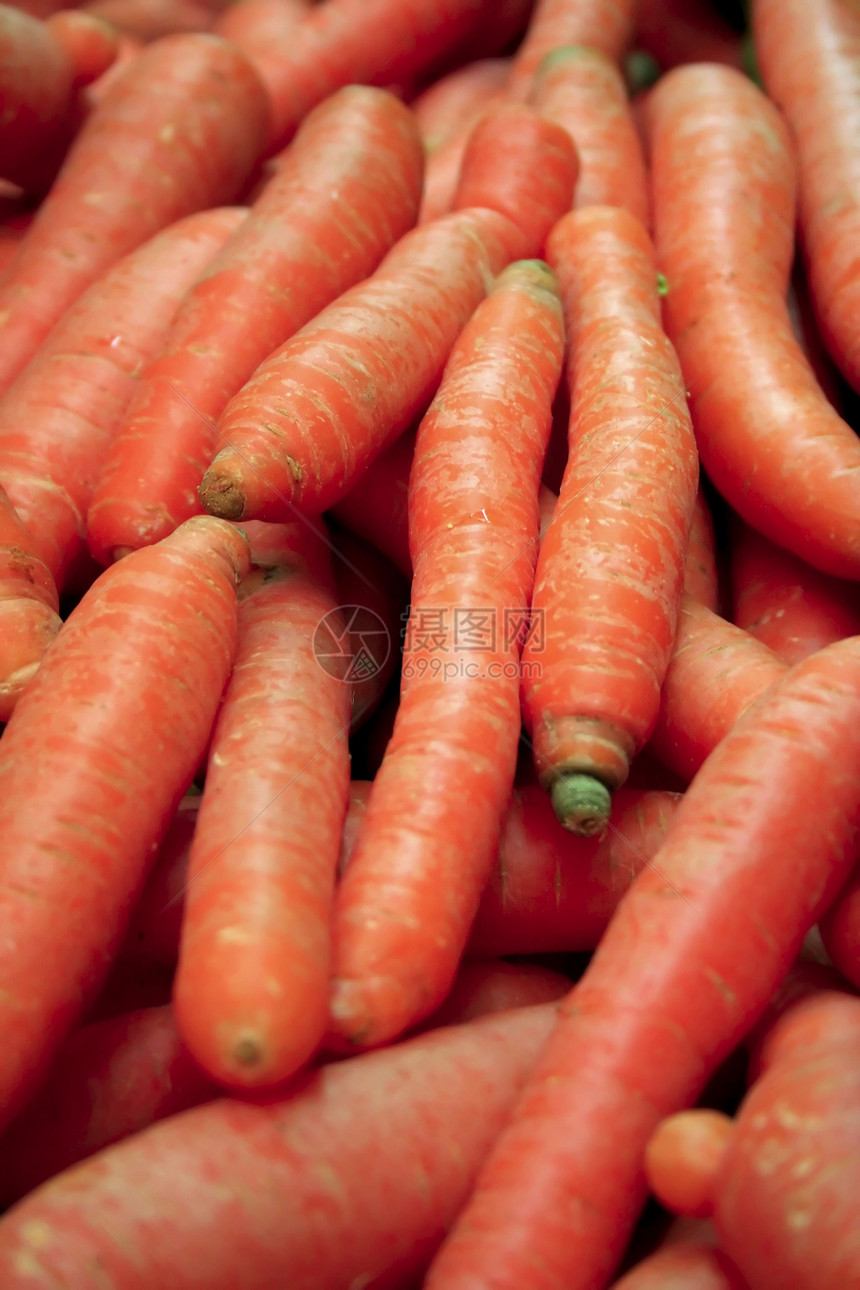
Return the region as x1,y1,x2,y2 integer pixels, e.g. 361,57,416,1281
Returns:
634,0,743,70
819,868,860,990
424,635,860,1290
528,44,649,226
450,102,579,254
212,0,312,49
0,481,61,722
0,515,248,1128
729,518,860,667
45,10,120,85
0,32,269,392
419,960,572,1030
173,517,352,1088
506,0,636,99
328,426,416,578
197,209,530,524
649,595,788,783
417,89,508,225
328,260,565,1049
684,487,719,612
0,206,247,590
411,57,511,153
786,262,845,412
745,960,854,1082
85,88,423,565
610,1239,750,1290
645,1109,735,1219
521,206,698,835
753,0,860,392
0,1003,559,1290
0,1004,216,1207
647,64,860,579
84,32,143,107
81,0,219,40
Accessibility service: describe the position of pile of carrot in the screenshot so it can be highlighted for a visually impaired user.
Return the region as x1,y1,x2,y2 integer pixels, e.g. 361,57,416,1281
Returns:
0,0,859,1286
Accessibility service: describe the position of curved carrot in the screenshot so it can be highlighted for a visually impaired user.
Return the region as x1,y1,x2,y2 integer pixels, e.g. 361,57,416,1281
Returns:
505,0,636,99
425,635,860,1290
0,206,247,590
0,515,248,1129
647,63,860,578
0,481,61,722
753,0,860,392
411,57,511,152
528,44,649,226
0,1003,559,1290
85,87,424,565
0,32,269,392
729,519,860,667
173,517,352,1088
522,205,698,834
328,426,416,578
683,487,719,612
634,0,743,70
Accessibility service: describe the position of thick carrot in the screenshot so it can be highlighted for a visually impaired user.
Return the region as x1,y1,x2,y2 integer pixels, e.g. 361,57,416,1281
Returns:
0,1003,558,1290
173,518,352,1088
328,426,416,578
522,206,698,834
649,595,788,783
610,1240,750,1290
0,1004,217,1207
85,88,423,564
0,515,248,1128
0,481,61,722
753,0,860,392
684,487,719,612
197,208,529,523
424,636,860,1290
505,0,636,99
411,57,511,153
0,32,269,392
528,44,649,226
328,260,564,1049
634,0,743,70
0,206,247,590
729,519,860,667
647,64,860,579
450,103,578,254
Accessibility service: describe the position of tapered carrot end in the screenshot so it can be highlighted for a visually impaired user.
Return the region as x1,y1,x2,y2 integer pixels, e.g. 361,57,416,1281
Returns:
550,773,612,836
198,472,247,522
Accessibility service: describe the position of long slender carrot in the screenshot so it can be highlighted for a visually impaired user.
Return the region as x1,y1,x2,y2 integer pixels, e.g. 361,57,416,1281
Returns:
0,1004,216,1207
0,480,61,722
753,0,860,392
634,0,743,70
425,635,860,1290
85,87,424,565
0,32,269,392
0,1003,559,1290
505,0,636,99
0,515,248,1129
528,44,649,226
327,260,564,1050
729,518,860,666
328,426,416,578
521,205,698,834
0,206,247,590
411,57,511,153
647,64,860,579
173,517,352,1088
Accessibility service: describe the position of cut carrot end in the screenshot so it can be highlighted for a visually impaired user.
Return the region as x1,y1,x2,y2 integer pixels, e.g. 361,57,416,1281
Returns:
198,474,246,522
233,1034,264,1068
550,773,612,836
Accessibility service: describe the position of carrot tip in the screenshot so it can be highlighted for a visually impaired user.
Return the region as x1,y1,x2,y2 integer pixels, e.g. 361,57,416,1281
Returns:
233,1034,264,1068
550,773,612,836
198,475,246,522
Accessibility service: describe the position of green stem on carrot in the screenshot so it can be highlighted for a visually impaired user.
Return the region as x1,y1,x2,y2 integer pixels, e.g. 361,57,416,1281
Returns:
550,773,611,836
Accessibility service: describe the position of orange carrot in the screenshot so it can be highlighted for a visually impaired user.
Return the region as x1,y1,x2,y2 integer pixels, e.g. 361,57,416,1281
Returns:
0,206,246,589
647,64,860,578
0,32,269,392
684,487,719,612
328,260,564,1049
0,480,61,722
634,0,743,70
0,1004,216,1206
213,0,310,48
0,1003,559,1290
81,0,219,39
45,10,120,85
328,426,416,578
645,1109,735,1220
85,87,423,564
411,57,511,152
729,518,860,666
506,0,636,99
522,206,698,834
417,89,508,225
528,44,649,226
0,515,248,1128
610,1238,750,1290
173,518,352,1088
753,0,860,392
425,635,860,1290
819,868,860,991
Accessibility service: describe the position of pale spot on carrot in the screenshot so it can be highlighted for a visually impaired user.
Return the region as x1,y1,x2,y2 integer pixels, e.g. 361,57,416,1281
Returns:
217,926,254,946
159,123,176,143
20,1220,53,1249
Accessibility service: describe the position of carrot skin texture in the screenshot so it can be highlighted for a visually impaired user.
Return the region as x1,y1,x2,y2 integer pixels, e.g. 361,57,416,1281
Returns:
0,1004,559,1290
506,0,636,100
522,206,698,818
648,64,860,579
729,519,860,667
0,516,247,1129
528,44,649,226
328,260,565,1048
0,206,247,589
819,867,860,990
85,87,424,563
0,1004,216,1206
0,481,61,721
81,0,219,41
424,636,860,1290
753,0,860,392
610,1241,750,1290
0,32,270,392
212,0,310,47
